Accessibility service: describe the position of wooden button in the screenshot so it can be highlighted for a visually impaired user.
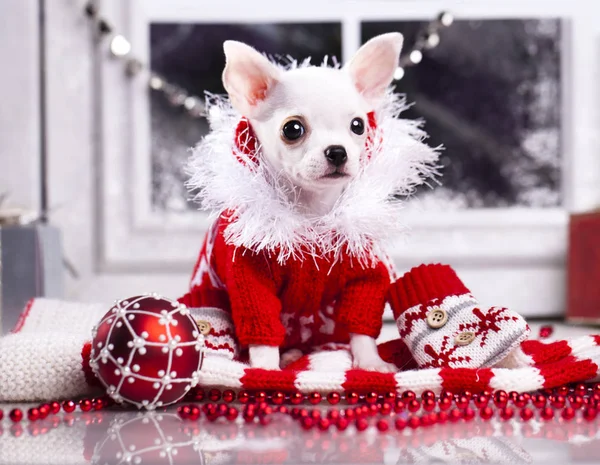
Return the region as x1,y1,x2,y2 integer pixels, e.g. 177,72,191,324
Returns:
454,331,476,346
426,308,448,329
196,320,212,336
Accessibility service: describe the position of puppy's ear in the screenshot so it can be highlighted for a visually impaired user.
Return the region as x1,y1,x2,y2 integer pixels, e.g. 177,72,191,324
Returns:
344,33,403,107
222,41,281,117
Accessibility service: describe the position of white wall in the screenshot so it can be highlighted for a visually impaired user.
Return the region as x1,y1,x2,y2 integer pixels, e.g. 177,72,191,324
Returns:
0,0,41,212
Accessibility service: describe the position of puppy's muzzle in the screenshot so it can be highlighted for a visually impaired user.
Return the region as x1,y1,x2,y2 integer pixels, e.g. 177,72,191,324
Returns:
324,145,348,167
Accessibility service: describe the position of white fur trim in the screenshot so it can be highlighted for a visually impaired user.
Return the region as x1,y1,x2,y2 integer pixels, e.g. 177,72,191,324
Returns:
186,81,440,266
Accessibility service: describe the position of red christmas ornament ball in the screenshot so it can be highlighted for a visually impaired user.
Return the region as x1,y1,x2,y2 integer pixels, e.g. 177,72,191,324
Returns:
90,294,204,410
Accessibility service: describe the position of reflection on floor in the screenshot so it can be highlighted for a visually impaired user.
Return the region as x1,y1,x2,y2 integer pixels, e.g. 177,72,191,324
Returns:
1,322,599,464
0,408,599,464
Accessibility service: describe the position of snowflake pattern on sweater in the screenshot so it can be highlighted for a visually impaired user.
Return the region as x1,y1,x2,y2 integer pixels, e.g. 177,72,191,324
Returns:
179,217,390,353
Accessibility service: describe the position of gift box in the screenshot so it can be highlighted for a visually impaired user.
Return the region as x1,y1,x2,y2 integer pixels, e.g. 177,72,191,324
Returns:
567,210,600,323
0,223,64,334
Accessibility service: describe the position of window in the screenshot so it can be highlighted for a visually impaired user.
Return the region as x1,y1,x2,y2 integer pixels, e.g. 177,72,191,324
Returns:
363,19,561,210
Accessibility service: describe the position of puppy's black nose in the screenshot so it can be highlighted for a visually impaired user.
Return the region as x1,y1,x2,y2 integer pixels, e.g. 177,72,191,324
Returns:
324,145,347,167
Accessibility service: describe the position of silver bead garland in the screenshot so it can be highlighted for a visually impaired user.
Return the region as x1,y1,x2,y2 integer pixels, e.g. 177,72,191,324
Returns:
83,1,453,118
396,11,455,77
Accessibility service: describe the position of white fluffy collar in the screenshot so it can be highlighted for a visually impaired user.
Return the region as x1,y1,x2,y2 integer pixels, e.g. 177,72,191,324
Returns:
186,91,440,267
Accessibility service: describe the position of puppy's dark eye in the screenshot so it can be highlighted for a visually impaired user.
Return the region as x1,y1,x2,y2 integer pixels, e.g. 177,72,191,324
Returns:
350,117,365,135
281,120,305,141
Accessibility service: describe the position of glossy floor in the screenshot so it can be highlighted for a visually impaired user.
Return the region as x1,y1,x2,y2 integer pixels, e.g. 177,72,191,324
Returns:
1,321,599,465
1,407,599,464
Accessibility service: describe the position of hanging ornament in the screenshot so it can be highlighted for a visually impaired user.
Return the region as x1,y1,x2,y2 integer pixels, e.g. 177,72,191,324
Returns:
438,11,455,27
110,35,132,57
393,67,405,81
424,32,441,49
81,1,453,109
90,294,205,410
409,50,423,64
395,10,454,80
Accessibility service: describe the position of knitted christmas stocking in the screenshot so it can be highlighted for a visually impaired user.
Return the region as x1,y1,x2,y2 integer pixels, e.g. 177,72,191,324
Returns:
388,264,530,369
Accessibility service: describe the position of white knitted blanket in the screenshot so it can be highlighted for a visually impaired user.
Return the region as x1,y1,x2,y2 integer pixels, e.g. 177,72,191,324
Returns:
0,299,105,401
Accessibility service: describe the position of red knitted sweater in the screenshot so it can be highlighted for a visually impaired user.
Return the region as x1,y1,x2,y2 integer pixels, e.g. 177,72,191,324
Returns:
179,217,390,350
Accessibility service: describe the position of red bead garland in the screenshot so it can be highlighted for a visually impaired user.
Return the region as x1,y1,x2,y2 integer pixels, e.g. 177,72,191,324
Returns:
561,407,575,421
365,392,378,404
62,400,76,413
395,417,408,430
27,408,39,422
9,409,23,422
539,325,554,339
2,383,600,438
50,402,61,415
540,407,554,421
308,392,322,405
479,407,494,420
346,391,359,405
208,388,221,402
500,406,514,420
164,384,598,433
532,394,546,409
327,392,341,405
464,407,476,421
222,389,236,403
520,407,534,421
407,399,421,412
356,418,369,431
79,399,92,412
584,406,598,421
271,391,285,405
289,392,304,405
376,419,389,432
166,384,597,433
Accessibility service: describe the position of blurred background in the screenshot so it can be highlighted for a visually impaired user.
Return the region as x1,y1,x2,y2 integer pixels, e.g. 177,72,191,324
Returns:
1,0,599,333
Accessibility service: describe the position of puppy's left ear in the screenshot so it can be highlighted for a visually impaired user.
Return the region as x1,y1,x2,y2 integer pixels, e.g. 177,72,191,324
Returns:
222,40,282,118
344,32,403,107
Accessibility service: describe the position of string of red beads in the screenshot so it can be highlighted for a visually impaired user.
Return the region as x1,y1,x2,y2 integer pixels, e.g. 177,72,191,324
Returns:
174,383,600,432
1,380,599,437
3,396,112,426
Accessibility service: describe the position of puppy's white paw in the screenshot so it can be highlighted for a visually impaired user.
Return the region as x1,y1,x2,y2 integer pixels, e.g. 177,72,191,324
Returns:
353,357,398,373
249,345,281,370
350,333,398,373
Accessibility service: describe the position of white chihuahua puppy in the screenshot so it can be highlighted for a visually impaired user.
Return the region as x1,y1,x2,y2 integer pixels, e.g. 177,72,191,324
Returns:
220,33,404,372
